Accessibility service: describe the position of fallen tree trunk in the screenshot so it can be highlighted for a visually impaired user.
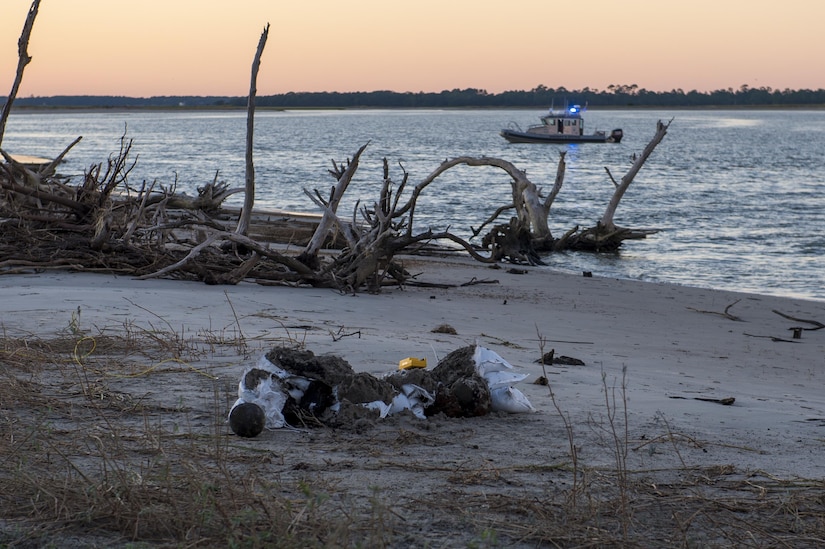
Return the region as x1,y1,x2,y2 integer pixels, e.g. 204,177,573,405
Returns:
409,155,557,240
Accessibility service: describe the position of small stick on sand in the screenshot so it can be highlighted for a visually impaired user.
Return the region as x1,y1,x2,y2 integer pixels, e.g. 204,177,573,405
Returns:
687,299,742,321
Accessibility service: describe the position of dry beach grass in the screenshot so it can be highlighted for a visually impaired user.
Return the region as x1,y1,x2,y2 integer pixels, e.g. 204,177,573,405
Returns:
2,258,825,547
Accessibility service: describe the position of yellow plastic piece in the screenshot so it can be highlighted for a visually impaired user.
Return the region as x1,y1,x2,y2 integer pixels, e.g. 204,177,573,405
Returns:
398,357,427,370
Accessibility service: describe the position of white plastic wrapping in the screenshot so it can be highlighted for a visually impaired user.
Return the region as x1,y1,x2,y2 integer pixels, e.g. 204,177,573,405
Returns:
490,385,536,413
473,345,535,413
230,355,293,430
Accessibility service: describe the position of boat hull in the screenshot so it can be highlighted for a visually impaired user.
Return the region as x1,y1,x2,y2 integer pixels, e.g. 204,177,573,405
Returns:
500,128,623,144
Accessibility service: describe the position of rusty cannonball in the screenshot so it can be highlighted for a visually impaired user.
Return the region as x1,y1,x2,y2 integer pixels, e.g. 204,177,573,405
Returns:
229,402,266,438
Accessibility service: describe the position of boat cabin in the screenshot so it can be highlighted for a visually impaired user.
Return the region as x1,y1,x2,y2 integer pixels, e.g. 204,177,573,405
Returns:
539,105,585,136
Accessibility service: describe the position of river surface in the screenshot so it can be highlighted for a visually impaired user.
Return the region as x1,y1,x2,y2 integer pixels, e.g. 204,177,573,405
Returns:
4,108,825,301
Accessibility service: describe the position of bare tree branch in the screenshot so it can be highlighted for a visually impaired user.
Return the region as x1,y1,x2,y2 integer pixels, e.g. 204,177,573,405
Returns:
236,23,269,236
600,119,671,231
0,0,40,148
298,143,369,267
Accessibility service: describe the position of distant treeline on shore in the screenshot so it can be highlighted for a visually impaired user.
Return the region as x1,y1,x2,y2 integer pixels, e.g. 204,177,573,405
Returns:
11,84,825,109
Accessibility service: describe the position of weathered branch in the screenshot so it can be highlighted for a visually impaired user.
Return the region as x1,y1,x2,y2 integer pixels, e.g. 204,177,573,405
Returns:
136,228,317,283
600,119,671,231
0,160,87,212
402,155,559,241
122,180,156,243
135,234,220,280
0,0,40,148
471,203,516,238
302,189,360,249
236,23,269,236
418,231,497,264
772,310,825,330
41,136,83,176
687,299,742,322
299,143,369,267
544,151,567,209
604,166,619,188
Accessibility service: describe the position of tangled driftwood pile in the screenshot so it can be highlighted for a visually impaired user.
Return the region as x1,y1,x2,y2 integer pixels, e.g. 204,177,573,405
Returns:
0,129,669,292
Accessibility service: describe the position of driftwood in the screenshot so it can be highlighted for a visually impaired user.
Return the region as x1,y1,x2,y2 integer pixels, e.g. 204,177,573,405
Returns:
165,173,244,212
772,310,825,331
236,23,269,237
564,119,672,252
302,153,496,292
602,120,670,231
687,300,743,322
297,143,368,270
375,120,670,262
0,0,40,148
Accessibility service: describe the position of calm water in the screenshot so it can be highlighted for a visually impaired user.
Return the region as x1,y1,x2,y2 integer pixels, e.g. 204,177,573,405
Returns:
4,108,825,301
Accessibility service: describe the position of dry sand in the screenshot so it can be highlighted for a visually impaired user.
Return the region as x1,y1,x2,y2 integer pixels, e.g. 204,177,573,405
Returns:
2,256,824,546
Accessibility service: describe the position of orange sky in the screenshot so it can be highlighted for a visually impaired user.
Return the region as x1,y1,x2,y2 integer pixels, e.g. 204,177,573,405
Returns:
2,0,824,97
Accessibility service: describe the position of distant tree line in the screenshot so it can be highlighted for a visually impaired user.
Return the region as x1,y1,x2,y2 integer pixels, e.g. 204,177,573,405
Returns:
12,84,825,109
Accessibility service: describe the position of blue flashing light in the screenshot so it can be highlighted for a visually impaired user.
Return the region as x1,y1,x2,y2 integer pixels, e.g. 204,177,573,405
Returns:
569,106,579,114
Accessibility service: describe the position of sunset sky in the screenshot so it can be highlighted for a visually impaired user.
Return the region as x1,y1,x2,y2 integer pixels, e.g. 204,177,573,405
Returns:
2,0,823,98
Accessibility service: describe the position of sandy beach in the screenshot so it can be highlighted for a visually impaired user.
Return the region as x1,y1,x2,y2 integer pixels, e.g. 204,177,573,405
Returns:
2,257,824,546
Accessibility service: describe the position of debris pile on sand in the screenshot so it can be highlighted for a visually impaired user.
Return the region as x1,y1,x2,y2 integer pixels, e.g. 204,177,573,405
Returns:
228,344,534,437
